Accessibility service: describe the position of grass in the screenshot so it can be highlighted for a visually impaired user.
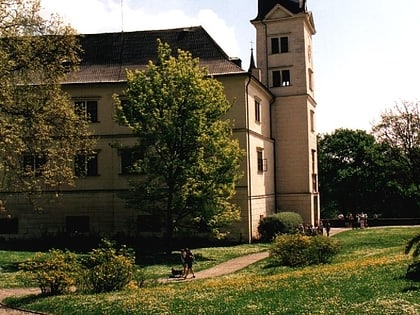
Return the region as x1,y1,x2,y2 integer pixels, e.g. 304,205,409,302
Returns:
138,243,270,280
3,227,420,314
0,250,35,288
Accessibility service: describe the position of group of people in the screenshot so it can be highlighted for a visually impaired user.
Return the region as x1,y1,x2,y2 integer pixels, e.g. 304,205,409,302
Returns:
338,212,369,229
179,248,195,279
297,220,332,236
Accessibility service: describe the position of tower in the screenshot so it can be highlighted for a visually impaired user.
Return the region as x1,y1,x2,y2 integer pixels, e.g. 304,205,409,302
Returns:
251,0,319,224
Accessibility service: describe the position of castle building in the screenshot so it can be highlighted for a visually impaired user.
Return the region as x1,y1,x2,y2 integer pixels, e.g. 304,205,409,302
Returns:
0,0,319,242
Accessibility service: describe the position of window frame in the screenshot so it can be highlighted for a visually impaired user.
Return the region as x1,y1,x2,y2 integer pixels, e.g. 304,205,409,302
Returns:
255,99,261,123
74,99,98,122
272,69,291,87
22,154,46,176
75,153,99,177
271,36,289,54
257,148,268,173
120,148,144,175
66,216,90,234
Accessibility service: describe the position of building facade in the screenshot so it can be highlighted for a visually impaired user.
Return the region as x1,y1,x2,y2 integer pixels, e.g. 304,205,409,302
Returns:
0,0,319,242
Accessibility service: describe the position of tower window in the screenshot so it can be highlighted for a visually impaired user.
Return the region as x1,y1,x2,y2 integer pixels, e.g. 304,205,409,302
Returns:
272,70,291,87
272,71,281,87
281,70,290,86
271,38,279,54
310,110,315,132
280,37,289,53
271,36,289,54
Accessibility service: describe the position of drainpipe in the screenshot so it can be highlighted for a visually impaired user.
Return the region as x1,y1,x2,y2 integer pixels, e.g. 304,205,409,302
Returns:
269,93,277,213
245,74,253,243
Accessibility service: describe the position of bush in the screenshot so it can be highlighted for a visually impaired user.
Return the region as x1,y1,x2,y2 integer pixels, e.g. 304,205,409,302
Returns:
19,249,80,295
80,239,136,293
270,234,340,267
258,212,303,242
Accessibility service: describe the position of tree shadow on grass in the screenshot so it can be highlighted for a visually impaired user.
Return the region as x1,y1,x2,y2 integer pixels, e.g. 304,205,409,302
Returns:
3,293,44,309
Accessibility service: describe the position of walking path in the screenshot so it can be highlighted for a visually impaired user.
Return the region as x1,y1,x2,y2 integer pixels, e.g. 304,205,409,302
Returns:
0,227,348,314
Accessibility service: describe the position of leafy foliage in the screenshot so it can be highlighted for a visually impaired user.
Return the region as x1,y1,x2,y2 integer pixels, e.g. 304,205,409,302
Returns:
19,249,79,295
114,40,243,248
372,100,420,215
80,239,136,293
318,128,419,218
257,212,303,242
404,233,420,281
270,234,340,267
0,0,94,197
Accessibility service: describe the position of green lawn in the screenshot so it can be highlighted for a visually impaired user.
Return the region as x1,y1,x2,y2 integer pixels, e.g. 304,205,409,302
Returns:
0,250,35,288
3,227,420,314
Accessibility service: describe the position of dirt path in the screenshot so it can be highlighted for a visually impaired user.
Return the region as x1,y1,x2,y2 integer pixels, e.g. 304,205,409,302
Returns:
0,227,348,314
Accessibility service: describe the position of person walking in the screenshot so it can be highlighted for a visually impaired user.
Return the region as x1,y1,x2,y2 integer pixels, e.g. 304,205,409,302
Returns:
184,248,195,279
180,248,187,277
326,220,331,237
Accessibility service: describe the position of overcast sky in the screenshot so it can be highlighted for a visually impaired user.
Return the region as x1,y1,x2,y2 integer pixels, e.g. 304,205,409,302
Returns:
40,0,420,134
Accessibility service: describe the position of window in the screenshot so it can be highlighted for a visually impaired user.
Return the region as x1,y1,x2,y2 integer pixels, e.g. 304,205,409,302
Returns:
312,149,318,192
308,68,314,91
74,100,98,122
119,99,135,123
66,216,90,234
257,150,263,172
137,215,161,232
120,148,144,175
271,38,279,54
257,150,267,173
75,153,98,177
281,70,291,86
272,70,281,87
271,36,289,54
255,100,261,122
280,37,289,53
272,70,291,87
23,155,46,176
310,110,315,132
0,217,18,234
312,174,318,192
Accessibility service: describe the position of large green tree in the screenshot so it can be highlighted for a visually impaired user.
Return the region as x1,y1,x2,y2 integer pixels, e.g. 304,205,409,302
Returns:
318,128,419,218
115,41,243,249
0,0,93,199
372,101,420,196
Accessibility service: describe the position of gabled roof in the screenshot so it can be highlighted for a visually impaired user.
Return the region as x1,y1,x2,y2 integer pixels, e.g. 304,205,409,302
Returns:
64,26,245,84
253,0,306,21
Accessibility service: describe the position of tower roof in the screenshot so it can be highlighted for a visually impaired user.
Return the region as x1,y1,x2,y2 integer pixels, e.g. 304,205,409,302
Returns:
253,0,307,20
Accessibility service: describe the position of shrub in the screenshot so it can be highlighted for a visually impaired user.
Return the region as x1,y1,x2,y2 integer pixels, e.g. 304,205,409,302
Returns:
404,233,420,281
306,235,341,264
80,239,136,293
270,234,340,267
19,249,80,295
258,212,303,242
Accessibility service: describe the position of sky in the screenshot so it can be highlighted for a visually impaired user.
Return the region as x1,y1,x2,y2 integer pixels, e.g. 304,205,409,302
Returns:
40,0,420,134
